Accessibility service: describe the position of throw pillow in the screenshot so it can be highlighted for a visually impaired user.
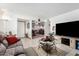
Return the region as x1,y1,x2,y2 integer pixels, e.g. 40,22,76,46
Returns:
6,36,19,45
8,40,22,49
2,39,8,48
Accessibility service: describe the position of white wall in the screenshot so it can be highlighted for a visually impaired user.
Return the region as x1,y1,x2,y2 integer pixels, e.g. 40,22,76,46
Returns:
2,12,17,35
6,13,33,38
0,9,6,33
0,20,5,33
50,9,79,24
0,8,34,39
49,9,79,34
1,9,33,37
44,19,50,35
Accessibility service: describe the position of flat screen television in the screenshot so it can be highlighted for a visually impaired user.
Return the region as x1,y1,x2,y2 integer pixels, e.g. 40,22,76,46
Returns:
56,21,79,38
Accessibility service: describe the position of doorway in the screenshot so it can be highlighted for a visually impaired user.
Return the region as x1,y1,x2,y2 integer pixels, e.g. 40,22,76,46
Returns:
17,20,26,38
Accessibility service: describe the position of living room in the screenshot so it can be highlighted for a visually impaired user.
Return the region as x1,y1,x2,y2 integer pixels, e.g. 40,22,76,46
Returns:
0,3,79,56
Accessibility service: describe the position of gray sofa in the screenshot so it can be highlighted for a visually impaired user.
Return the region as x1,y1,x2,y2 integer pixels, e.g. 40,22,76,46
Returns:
0,32,26,56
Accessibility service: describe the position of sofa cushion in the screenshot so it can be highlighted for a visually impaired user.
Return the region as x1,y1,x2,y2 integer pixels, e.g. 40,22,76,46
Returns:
0,35,5,42
4,47,15,56
15,46,24,55
6,36,19,45
0,43,6,55
5,46,24,56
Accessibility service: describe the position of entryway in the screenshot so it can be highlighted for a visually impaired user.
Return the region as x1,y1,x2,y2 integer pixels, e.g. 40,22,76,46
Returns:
17,19,26,38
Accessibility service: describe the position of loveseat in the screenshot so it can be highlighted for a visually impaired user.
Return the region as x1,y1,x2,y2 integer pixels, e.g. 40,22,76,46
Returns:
0,32,26,56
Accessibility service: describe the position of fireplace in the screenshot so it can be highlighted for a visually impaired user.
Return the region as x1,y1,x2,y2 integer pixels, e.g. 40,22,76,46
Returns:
61,38,70,46
76,40,79,50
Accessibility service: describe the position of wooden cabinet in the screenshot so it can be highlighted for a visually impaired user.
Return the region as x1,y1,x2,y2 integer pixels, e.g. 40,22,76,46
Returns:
55,35,77,49
70,38,76,49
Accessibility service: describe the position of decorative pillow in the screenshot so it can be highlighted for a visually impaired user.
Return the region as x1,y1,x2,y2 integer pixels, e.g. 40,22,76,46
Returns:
2,39,8,47
6,36,19,45
8,40,22,49
0,43,6,55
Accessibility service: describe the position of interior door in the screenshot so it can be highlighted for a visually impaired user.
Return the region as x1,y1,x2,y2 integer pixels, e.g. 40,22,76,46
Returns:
17,21,25,37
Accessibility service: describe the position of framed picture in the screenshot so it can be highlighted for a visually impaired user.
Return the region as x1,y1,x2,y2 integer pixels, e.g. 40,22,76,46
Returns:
27,22,30,29
52,26,55,31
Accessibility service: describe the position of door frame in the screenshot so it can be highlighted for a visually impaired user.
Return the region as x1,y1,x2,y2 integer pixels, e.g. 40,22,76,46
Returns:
17,19,26,38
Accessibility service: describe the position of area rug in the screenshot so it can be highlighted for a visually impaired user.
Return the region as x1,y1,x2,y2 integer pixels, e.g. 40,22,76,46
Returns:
32,47,68,56
24,47,38,56
24,47,68,56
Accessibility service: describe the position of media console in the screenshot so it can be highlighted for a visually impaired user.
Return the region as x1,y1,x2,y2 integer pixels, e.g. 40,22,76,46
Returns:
55,35,79,50
56,21,79,50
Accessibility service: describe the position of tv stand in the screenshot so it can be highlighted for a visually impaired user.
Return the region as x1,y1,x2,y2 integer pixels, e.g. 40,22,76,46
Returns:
55,35,76,49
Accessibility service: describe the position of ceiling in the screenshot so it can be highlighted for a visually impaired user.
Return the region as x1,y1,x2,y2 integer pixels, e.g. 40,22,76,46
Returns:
0,3,79,19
